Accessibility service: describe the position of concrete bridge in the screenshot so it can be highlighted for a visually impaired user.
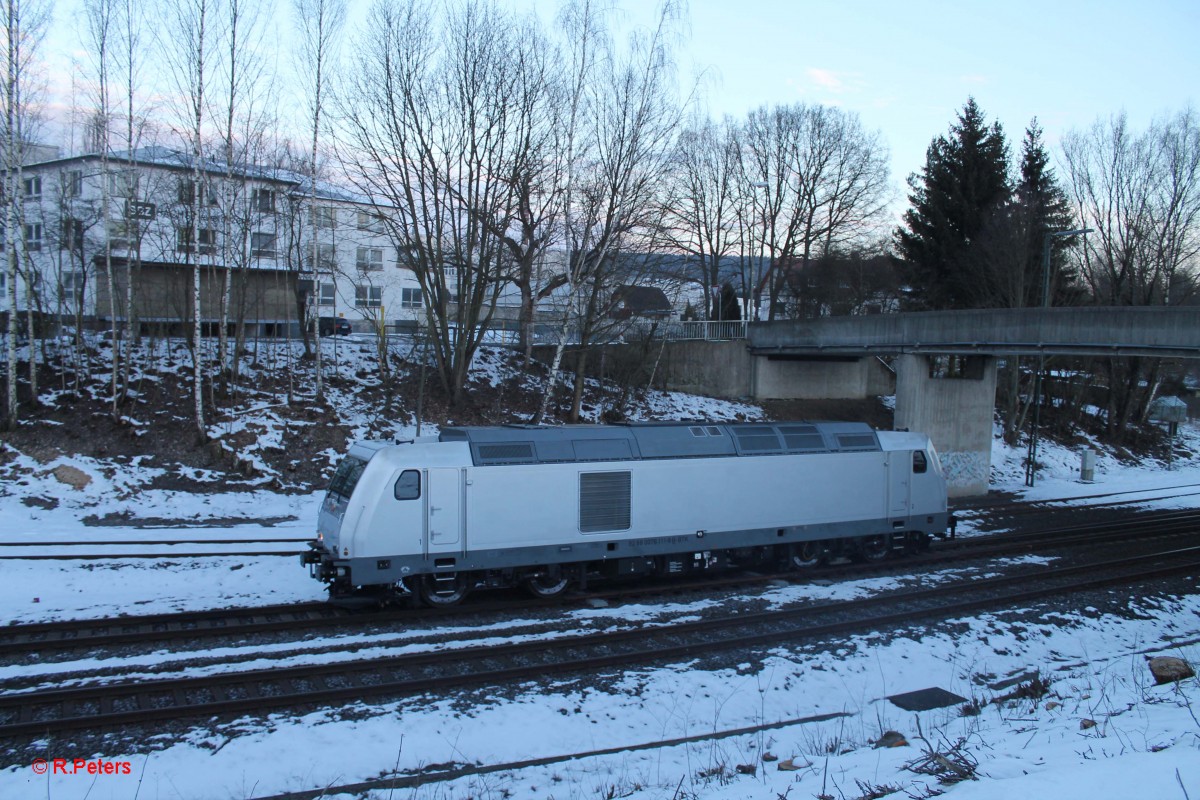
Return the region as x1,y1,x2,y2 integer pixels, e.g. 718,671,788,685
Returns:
747,306,1200,359
652,307,1200,497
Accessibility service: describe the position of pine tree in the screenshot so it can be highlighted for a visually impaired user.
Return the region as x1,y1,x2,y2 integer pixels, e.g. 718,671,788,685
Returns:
895,98,1011,309
1013,120,1078,307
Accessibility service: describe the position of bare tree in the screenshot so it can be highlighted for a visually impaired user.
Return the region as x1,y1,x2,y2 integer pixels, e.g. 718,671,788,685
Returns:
661,114,742,319
533,0,686,424
1061,109,1200,436
1,0,49,430
162,0,221,442
293,0,344,399
83,0,124,418
114,0,152,398
742,103,890,320
340,0,538,407
213,0,275,392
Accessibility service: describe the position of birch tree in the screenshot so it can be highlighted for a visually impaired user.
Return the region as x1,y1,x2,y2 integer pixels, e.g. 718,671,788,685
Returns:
293,0,344,400
1,0,49,431
213,0,275,391
532,0,685,423
163,0,221,442
83,0,123,418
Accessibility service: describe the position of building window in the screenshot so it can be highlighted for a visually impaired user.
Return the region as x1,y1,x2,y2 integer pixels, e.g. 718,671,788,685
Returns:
24,223,42,252
61,218,85,252
178,179,218,207
318,282,336,307
356,246,383,272
400,287,423,309
250,232,276,257
176,226,216,255
357,211,384,232
355,284,382,308
23,176,41,199
307,243,336,270
65,170,83,198
251,188,275,213
0,271,5,292
108,219,137,249
61,270,85,305
110,170,139,198
313,206,336,229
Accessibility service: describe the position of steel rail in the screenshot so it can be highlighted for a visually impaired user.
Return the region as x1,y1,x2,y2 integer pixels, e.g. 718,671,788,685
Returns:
1,543,1197,740
4,507,1199,657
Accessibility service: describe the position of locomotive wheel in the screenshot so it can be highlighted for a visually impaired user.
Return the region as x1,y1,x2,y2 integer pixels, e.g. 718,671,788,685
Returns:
856,534,891,563
522,568,571,599
790,540,826,568
418,573,471,607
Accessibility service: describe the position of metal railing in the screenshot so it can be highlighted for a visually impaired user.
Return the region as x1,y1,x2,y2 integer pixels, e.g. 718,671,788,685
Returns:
671,320,747,341
380,317,749,346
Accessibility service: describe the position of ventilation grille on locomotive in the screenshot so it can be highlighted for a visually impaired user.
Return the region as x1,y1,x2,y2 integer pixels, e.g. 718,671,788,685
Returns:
579,471,632,532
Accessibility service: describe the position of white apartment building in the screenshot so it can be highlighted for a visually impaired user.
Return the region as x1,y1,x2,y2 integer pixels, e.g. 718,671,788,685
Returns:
5,146,426,336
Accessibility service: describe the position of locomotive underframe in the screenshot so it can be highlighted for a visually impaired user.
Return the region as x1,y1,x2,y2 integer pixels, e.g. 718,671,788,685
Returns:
304,511,950,601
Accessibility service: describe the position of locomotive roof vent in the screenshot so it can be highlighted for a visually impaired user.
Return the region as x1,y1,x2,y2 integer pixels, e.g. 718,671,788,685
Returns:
731,425,784,454
475,442,537,464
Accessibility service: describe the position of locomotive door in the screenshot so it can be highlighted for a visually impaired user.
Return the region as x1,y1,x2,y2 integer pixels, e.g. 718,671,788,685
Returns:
887,452,911,514
426,468,462,551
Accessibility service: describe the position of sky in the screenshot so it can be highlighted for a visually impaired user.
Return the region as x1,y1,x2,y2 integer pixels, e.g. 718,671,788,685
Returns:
566,0,1200,187
41,0,1200,205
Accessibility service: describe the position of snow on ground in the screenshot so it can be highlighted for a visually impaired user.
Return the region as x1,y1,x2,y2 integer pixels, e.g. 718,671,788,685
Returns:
1,397,1199,798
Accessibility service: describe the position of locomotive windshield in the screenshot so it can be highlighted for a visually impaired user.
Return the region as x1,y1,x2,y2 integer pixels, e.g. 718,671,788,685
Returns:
326,455,368,502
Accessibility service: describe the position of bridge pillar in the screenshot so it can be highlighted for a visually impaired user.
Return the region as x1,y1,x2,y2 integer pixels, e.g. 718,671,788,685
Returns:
893,354,997,497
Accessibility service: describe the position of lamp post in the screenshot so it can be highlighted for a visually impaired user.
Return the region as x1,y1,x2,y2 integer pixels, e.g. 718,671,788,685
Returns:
748,180,769,322
1025,227,1092,487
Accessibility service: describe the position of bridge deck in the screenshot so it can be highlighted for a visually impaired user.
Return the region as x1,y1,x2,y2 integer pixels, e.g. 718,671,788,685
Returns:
747,306,1200,359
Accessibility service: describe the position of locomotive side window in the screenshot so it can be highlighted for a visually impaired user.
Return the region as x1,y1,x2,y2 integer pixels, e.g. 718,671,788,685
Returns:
913,451,928,474
394,469,421,500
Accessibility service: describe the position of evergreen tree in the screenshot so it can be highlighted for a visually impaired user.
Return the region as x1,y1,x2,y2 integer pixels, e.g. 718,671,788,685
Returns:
1013,120,1079,306
718,282,741,321
895,98,1011,309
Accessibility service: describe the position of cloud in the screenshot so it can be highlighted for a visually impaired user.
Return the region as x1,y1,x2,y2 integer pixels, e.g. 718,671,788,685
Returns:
807,67,846,93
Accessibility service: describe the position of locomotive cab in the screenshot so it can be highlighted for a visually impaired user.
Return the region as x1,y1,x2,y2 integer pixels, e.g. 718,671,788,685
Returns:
304,437,472,599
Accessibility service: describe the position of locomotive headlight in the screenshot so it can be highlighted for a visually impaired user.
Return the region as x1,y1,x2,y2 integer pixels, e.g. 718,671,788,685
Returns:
317,532,324,542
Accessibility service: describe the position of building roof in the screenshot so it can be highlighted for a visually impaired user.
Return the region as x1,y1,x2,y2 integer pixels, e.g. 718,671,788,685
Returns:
23,146,372,205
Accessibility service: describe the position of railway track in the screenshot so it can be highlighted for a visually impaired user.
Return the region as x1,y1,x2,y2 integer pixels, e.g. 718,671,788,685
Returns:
952,482,1200,532
4,507,1200,658
0,536,309,560
2,541,1196,741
